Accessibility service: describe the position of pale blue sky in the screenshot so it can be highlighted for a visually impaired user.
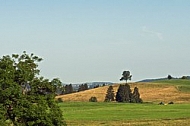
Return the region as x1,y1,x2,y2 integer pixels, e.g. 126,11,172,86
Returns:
1,0,190,83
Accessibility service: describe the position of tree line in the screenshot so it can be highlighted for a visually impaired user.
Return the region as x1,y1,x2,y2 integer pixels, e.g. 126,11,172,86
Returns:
104,84,142,103
57,83,89,95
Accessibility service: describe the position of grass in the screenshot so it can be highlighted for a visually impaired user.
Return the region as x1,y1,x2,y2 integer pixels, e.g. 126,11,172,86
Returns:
60,102,190,126
152,79,190,92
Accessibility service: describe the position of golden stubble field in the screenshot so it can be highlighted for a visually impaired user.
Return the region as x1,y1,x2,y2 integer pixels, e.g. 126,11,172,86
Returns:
56,82,190,103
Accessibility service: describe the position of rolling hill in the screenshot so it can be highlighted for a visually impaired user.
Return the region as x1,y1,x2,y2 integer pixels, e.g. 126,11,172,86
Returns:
56,79,190,103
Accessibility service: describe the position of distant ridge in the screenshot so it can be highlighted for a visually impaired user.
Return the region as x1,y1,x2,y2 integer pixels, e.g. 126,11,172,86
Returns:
138,78,167,82
62,82,113,91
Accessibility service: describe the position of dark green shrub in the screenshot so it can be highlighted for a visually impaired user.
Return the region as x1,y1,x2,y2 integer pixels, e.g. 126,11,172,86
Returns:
57,98,64,103
181,76,187,79
89,97,97,102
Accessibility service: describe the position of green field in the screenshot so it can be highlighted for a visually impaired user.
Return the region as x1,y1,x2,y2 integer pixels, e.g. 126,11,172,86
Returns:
59,79,190,125
152,79,190,92
60,102,190,126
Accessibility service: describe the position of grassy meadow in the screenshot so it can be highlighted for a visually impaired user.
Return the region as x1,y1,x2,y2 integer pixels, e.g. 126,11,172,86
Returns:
60,102,190,126
57,79,190,125
152,79,190,93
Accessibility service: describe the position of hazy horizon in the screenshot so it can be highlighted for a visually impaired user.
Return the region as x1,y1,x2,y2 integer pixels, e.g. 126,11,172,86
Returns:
1,1,190,83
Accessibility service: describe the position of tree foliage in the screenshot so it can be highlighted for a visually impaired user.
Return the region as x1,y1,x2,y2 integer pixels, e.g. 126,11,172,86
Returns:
64,84,73,94
116,84,132,102
104,86,115,102
120,71,132,83
116,84,142,103
78,83,88,92
131,87,143,103
167,75,172,80
117,70,142,103
181,76,188,79
0,52,66,126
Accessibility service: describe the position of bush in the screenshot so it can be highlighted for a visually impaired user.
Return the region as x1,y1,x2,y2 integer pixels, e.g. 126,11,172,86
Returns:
181,76,187,79
168,101,174,104
57,98,64,103
89,97,98,102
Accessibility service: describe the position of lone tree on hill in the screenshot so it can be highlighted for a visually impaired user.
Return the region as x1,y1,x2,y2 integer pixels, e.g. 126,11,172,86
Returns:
0,52,66,126
104,85,115,102
120,71,132,83
116,71,142,103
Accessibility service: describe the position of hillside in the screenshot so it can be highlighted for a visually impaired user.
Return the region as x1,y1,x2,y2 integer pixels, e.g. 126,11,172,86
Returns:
56,80,190,103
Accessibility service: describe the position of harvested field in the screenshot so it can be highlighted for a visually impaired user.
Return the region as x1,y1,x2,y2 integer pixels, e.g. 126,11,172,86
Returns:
56,82,190,103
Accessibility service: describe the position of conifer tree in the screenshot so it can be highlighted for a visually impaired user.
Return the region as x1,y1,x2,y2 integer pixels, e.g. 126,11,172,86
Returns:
104,85,115,102
131,87,143,103
116,84,132,102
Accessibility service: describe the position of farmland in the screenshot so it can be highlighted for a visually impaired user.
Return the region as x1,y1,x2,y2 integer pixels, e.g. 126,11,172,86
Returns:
56,79,190,103
57,79,190,125
60,102,190,126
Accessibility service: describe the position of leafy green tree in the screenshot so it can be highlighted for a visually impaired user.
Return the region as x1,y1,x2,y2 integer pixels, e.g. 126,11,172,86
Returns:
0,52,66,126
120,71,132,83
104,86,115,102
167,75,172,80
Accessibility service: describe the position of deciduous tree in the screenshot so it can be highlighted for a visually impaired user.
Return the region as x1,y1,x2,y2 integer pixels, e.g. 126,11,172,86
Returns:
120,71,132,83
0,52,66,126
167,75,172,80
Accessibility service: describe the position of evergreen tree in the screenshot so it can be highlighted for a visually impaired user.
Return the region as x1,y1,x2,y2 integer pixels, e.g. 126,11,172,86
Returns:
131,87,143,103
104,86,115,102
84,83,88,90
116,84,132,102
65,84,73,94
78,83,88,92
116,85,143,103
69,84,73,93
0,52,66,126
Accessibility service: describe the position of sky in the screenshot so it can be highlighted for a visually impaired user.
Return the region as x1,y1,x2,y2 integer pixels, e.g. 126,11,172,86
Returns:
1,0,190,83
